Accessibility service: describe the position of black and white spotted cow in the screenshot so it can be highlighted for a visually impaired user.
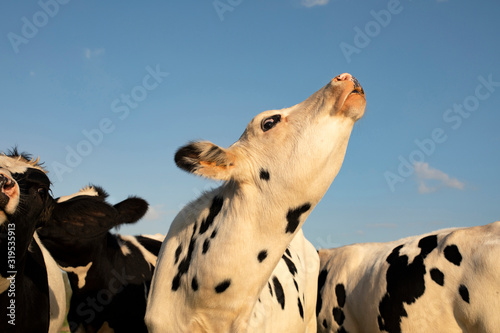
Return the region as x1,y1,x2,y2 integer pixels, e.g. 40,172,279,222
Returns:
37,185,165,333
146,73,366,332
0,150,66,333
317,221,500,333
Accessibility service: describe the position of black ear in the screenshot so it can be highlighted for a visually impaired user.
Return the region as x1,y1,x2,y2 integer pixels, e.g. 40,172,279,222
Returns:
113,197,149,225
51,195,120,237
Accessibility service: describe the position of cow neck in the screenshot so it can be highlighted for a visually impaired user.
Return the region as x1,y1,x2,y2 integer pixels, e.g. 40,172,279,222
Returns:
168,180,316,331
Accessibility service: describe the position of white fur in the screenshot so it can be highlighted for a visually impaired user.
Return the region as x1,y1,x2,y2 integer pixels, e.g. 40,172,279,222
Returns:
119,234,166,267
61,262,93,289
317,221,500,333
0,155,44,174
34,232,67,333
57,186,100,203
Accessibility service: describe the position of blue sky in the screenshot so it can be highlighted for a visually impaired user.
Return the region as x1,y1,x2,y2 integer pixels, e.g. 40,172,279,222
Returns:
1,0,499,248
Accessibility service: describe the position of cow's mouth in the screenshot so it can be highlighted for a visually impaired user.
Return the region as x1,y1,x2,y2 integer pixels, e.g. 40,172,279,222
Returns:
349,77,365,96
0,174,16,212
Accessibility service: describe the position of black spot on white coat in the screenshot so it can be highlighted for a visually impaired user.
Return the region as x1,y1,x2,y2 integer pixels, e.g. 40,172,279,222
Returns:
335,283,346,307
332,307,345,326
317,269,328,316
282,254,297,276
285,203,311,234
459,285,470,303
202,238,210,254
172,224,198,291
174,244,182,264
377,235,438,333
272,276,285,310
444,245,462,266
257,250,268,263
192,276,199,291
215,279,231,293
210,228,218,239
199,196,223,235
259,169,270,181
298,297,304,319
430,268,445,286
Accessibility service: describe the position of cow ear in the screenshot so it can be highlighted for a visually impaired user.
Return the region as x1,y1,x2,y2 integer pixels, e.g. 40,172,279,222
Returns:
175,141,236,181
113,197,149,224
52,196,119,236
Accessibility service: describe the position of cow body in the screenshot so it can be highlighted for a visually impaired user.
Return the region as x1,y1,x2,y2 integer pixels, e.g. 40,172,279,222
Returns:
38,186,164,332
249,229,319,332
0,150,66,333
146,73,366,332
317,221,500,333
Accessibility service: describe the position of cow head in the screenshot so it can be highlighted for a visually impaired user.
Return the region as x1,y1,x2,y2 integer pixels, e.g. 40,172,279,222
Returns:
0,149,53,231
175,73,366,205
37,185,149,268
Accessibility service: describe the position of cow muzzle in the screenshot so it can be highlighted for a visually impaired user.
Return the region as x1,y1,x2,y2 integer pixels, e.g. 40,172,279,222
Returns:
0,172,19,222
328,73,366,121
333,73,365,96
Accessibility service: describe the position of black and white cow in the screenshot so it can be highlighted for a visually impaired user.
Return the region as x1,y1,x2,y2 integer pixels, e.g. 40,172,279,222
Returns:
0,150,66,333
317,221,500,333
146,73,366,332
38,185,165,332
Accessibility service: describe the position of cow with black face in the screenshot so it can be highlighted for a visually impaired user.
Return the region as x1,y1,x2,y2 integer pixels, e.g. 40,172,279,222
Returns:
38,185,164,333
0,149,66,333
317,221,500,333
146,73,366,332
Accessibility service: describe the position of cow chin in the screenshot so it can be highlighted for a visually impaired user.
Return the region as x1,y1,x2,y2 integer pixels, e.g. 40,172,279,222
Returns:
0,192,20,223
340,93,366,121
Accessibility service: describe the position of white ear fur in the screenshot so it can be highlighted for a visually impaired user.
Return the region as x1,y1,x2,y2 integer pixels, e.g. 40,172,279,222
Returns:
174,141,236,181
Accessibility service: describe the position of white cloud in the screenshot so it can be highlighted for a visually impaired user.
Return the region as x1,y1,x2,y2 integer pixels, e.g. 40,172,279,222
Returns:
84,48,105,59
301,0,330,8
414,162,465,194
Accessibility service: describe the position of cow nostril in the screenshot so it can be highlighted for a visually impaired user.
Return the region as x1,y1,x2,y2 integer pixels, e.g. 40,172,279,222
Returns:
4,181,14,190
0,175,14,191
335,73,353,82
0,175,7,188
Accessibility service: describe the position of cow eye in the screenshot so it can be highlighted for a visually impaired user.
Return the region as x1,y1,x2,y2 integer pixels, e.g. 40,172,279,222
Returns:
38,187,48,199
261,115,281,132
